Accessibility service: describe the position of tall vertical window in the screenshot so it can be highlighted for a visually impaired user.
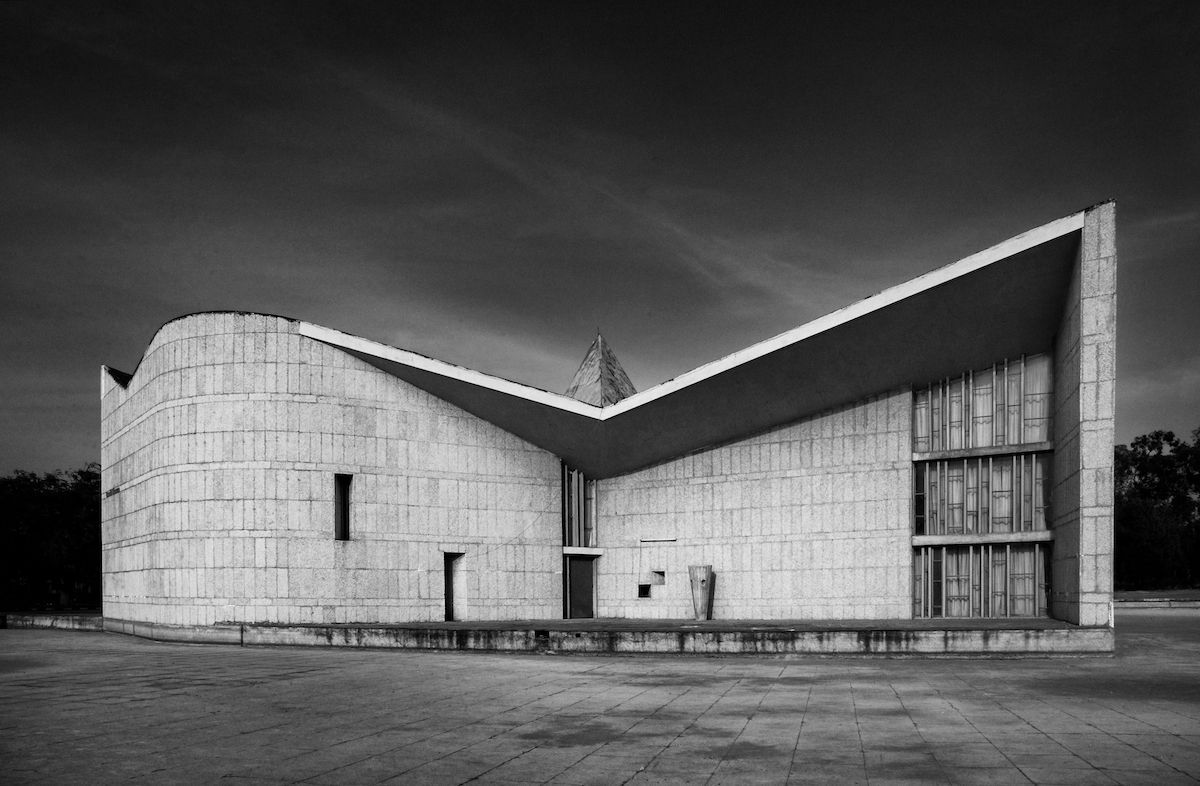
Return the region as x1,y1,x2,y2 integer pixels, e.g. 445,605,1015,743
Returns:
913,354,1053,453
912,354,1054,618
334,473,352,541
562,464,594,547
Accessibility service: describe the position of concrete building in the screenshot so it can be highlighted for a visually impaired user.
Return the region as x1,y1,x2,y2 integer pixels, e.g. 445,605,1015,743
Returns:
100,203,1116,643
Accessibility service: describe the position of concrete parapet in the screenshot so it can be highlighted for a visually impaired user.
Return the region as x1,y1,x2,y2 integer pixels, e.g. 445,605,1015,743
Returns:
103,617,242,645
96,618,1113,656
3,613,104,631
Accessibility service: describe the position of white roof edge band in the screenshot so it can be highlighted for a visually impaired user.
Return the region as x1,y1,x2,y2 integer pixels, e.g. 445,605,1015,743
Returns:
301,210,1086,420
601,210,1086,417
298,322,605,419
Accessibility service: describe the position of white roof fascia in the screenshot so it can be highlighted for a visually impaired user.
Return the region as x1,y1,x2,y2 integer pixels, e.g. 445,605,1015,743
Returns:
301,210,1084,422
297,323,605,419
601,210,1086,417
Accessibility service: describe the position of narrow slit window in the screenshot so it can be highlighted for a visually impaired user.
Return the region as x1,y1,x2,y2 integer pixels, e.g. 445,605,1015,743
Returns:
334,473,352,541
562,463,595,547
914,463,926,535
913,389,931,452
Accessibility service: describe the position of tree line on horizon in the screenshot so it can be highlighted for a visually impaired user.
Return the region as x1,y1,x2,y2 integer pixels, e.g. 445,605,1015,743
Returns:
2,429,1198,610
1,463,100,611
1114,428,1200,590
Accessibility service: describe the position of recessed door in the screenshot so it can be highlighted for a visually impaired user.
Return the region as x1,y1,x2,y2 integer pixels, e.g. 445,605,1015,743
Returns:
565,556,595,619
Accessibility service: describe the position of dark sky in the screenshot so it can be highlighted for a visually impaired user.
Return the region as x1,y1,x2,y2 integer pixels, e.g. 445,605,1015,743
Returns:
2,1,1198,473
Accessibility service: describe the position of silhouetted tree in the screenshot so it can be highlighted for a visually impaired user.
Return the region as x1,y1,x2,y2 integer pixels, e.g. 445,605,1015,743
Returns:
1114,429,1200,589
0,463,101,610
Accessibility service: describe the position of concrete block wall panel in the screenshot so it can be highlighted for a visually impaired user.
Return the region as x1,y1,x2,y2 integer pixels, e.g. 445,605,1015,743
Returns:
101,313,561,626
1050,203,1116,626
596,389,912,620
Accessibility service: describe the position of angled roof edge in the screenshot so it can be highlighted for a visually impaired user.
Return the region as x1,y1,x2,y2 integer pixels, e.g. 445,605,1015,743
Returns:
297,323,606,418
605,210,1086,415
300,209,1086,420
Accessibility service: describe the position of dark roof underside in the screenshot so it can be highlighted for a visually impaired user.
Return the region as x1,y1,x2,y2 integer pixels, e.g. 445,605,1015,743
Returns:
335,228,1081,478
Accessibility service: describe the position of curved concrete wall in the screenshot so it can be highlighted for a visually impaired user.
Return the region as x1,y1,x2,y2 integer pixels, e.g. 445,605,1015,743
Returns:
101,313,561,626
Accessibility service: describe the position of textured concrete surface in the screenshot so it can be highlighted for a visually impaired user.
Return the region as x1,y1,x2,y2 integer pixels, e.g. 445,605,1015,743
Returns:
96,615,1113,656
101,209,1114,636
101,314,562,627
1050,202,1117,627
602,389,911,620
6,612,1114,655
2,612,103,631
1,608,1194,784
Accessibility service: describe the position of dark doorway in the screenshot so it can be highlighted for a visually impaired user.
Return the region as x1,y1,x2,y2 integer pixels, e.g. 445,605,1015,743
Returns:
565,556,595,618
444,552,464,621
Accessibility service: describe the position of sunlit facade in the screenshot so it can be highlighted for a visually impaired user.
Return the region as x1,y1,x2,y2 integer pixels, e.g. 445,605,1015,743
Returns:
100,204,1116,637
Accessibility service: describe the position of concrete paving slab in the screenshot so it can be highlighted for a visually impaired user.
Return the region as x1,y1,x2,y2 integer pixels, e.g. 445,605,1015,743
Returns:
1,609,1199,784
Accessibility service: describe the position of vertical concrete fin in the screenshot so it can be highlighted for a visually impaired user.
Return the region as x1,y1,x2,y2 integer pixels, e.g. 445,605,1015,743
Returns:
1050,201,1116,626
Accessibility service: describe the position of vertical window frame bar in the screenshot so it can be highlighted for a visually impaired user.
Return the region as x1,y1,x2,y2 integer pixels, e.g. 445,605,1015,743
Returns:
1020,353,1027,444
968,544,975,617
1005,543,1012,618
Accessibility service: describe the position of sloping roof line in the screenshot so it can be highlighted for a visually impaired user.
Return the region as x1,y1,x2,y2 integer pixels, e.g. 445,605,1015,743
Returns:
299,210,1086,421
103,311,301,389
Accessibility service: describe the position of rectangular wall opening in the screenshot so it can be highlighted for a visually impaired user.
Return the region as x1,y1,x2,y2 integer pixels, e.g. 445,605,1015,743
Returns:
444,552,464,622
912,355,1054,618
564,556,595,618
334,473,352,541
562,464,595,547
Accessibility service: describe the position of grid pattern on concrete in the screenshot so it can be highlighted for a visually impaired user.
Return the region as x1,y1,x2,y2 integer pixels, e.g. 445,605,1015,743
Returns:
1050,203,1117,627
101,314,562,627
2,609,1197,785
601,390,911,621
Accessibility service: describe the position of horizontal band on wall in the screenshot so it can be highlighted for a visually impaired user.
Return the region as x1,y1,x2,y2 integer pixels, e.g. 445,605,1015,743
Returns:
913,441,1053,463
912,530,1054,547
563,547,603,556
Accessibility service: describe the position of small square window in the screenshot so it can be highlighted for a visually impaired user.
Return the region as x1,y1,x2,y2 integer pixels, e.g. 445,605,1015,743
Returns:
637,584,651,599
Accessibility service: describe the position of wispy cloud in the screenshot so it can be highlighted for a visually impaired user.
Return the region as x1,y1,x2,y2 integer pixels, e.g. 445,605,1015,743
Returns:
1122,355,1200,401
1118,353,1200,442
1134,207,1200,229
332,66,857,314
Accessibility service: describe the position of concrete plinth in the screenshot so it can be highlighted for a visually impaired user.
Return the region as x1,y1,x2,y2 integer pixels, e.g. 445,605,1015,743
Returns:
96,616,1113,656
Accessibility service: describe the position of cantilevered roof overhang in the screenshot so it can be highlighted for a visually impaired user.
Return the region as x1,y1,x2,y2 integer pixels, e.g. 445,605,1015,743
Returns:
301,211,1086,478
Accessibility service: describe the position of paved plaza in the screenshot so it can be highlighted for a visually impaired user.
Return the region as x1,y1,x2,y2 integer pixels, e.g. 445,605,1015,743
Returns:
2,610,1199,785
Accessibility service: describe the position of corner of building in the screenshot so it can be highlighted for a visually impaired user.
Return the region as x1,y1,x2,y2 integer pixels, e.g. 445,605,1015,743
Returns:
1050,202,1116,626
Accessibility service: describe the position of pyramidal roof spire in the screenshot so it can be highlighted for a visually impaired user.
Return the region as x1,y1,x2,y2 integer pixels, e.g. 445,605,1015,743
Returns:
565,332,637,406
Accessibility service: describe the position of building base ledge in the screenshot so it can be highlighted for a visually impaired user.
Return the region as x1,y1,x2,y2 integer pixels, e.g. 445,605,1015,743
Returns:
2,612,104,631
67,616,1115,656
